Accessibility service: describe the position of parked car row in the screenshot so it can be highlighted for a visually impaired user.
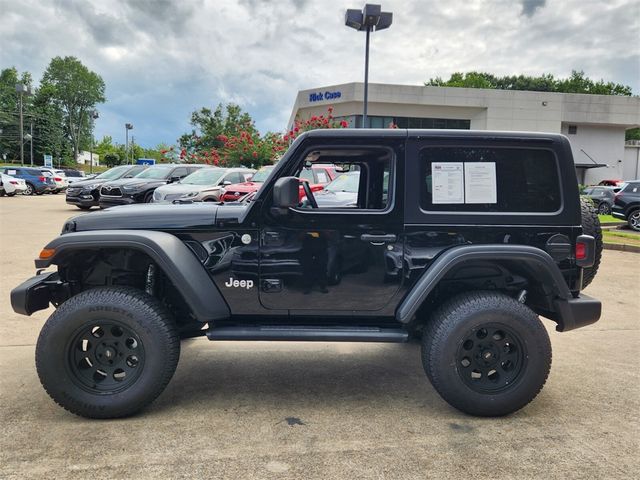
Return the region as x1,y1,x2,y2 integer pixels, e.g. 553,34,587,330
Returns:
611,180,640,231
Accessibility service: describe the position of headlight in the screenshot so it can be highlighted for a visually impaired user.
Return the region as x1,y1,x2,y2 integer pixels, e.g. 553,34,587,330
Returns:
85,183,101,190
182,191,198,198
123,183,146,191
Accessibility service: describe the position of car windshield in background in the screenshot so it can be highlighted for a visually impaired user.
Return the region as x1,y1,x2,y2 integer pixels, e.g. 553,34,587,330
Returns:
181,168,224,185
64,170,84,177
133,167,173,180
251,166,275,183
326,172,360,193
96,166,130,180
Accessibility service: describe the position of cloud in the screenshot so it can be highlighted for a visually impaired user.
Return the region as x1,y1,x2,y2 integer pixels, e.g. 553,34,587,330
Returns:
521,0,547,17
1,0,637,147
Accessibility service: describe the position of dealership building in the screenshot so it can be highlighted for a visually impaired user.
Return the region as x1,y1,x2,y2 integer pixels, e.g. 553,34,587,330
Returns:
289,83,640,184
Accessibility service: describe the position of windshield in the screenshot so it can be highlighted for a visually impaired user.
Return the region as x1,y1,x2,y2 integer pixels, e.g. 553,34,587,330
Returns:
326,172,360,193
133,167,173,180
181,168,225,185
250,166,275,183
96,166,131,180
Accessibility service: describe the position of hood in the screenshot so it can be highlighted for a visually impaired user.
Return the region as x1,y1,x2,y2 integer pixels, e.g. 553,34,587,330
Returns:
102,177,167,187
66,177,110,188
67,203,224,232
224,181,262,193
314,190,358,207
155,183,219,196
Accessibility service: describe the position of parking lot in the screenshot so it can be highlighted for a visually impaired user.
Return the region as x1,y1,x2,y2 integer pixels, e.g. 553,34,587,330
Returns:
0,194,638,479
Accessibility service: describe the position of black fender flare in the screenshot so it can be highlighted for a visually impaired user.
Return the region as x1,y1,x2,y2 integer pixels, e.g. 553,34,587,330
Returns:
35,230,230,322
396,244,573,325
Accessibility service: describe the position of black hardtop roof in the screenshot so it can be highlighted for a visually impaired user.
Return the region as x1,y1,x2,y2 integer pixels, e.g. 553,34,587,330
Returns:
301,128,566,143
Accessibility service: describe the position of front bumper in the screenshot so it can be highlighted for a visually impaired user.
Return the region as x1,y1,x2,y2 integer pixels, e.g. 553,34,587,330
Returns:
10,272,63,316
99,196,136,208
66,193,99,207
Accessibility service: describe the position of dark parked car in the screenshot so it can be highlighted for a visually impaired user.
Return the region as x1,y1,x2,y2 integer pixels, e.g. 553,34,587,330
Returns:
0,166,55,195
99,164,207,208
582,185,620,214
12,130,602,419
612,180,640,231
66,165,148,210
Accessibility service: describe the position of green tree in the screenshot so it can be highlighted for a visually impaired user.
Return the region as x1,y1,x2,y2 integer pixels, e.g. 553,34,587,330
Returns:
103,152,120,167
179,103,258,152
426,70,633,96
40,56,106,162
0,67,34,162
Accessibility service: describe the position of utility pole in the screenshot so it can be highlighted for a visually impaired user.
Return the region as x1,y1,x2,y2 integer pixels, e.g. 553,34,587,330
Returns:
90,110,99,174
29,121,33,166
125,123,133,164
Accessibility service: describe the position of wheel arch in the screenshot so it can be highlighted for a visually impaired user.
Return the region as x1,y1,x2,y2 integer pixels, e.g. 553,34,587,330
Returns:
36,230,230,323
397,244,580,331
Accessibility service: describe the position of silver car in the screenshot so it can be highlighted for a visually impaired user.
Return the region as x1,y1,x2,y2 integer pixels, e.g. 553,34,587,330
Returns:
152,167,255,203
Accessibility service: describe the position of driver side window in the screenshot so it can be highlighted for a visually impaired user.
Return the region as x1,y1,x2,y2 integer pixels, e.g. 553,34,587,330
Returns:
295,147,392,210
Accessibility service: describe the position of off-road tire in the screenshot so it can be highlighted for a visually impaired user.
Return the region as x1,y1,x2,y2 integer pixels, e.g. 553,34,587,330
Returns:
422,291,551,417
36,287,180,419
580,197,602,288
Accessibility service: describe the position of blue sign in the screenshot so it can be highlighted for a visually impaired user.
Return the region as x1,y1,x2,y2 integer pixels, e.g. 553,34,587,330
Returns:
309,91,341,102
43,154,53,167
137,158,156,165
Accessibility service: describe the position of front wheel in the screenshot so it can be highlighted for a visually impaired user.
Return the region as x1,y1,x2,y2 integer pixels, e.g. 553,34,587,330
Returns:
422,291,551,416
36,287,180,418
629,209,640,232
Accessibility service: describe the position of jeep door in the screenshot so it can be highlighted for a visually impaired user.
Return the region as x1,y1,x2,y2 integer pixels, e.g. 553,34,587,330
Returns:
258,137,405,316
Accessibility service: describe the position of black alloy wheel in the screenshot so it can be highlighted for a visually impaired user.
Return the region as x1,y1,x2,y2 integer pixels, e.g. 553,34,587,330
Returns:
455,323,526,393
67,322,145,394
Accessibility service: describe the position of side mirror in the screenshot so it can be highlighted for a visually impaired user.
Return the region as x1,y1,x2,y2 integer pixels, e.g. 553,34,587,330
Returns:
222,180,232,186
272,176,299,214
170,176,181,183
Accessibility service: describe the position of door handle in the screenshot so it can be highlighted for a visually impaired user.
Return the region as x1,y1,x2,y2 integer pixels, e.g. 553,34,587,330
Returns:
360,233,397,245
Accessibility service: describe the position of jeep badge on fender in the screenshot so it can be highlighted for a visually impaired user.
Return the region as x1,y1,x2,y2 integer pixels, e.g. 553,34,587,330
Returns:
11,129,602,419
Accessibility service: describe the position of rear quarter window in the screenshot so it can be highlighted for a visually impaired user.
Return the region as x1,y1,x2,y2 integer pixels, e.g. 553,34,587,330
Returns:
420,147,562,213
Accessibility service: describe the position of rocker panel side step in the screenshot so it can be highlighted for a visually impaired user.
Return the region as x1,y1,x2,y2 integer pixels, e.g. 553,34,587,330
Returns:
206,325,409,342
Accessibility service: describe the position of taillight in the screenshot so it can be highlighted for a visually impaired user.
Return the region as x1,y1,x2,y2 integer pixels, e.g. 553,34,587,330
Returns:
10,181,18,185
54,177,62,181
39,176,46,182
575,242,587,260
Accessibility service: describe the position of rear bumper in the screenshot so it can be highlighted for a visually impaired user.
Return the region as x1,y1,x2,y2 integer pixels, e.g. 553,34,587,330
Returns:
10,272,60,316
553,293,601,332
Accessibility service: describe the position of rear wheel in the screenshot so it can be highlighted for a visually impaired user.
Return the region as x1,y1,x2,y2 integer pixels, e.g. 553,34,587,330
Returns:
580,197,602,288
7,192,16,197
36,287,180,418
24,183,34,196
422,291,551,416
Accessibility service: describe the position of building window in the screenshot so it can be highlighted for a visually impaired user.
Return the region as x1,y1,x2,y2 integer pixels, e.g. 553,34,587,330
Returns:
568,125,578,134
354,115,471,129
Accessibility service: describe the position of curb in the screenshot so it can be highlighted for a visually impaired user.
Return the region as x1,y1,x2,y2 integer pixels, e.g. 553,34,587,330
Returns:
603,243,640,253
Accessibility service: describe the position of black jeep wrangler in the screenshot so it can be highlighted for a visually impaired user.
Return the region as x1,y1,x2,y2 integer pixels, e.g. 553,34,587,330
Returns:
11,129,603,418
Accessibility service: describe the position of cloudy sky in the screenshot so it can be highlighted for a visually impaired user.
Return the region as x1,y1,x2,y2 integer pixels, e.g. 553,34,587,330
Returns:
2,0,639,147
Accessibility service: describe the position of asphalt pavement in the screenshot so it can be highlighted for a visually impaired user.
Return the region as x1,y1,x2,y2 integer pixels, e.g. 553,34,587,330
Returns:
1,194,638,479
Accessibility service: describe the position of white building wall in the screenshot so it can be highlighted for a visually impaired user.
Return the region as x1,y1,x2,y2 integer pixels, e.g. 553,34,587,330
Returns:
560,124,626,184
623,145,640,180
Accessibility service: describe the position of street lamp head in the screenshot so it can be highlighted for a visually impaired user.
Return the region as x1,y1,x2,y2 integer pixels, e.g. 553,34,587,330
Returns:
345,4,392,31
15,83,32,95
125,123,133,130
92,110,99,120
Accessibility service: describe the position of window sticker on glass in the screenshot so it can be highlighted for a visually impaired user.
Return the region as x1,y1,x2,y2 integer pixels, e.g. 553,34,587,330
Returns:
464,162,497,204
432,162,464,204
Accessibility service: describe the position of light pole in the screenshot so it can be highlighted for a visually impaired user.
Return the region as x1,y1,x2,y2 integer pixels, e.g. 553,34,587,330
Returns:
125,123,133,164
15,83,32,165
345,4,392,128
29,121,33,166
90,110,99,174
